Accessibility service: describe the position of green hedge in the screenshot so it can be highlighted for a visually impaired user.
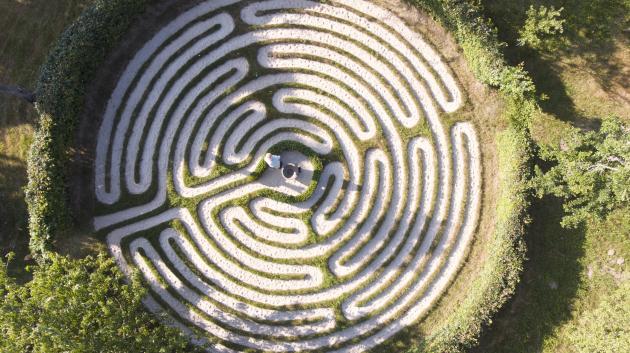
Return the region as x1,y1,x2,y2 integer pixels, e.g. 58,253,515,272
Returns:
26,0,157,256
406,0,535,352
27,0,535,351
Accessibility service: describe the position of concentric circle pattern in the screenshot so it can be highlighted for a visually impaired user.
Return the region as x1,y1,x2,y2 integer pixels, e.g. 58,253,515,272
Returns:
94,0,483,351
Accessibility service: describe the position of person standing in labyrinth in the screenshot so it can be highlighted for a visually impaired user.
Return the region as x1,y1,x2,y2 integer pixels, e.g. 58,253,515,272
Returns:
264,153,283,169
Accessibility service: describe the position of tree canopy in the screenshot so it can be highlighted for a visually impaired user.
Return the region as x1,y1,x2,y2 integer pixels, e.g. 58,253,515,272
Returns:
0,252,200,353
517,5,565,49
532,117,630,228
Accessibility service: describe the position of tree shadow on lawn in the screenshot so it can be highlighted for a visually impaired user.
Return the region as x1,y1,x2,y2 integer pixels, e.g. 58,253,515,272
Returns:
472,196,586,353
0,96,37,130
0,0,94,128
480,0,628,72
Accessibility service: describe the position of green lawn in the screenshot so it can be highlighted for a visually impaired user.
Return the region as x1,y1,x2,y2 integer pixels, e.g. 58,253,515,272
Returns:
0,0,627,351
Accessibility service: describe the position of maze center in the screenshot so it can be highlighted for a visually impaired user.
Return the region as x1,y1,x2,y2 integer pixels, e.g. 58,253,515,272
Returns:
93,0,485,351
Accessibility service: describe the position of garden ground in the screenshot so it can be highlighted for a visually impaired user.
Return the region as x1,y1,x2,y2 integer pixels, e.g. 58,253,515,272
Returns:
0,0,628,352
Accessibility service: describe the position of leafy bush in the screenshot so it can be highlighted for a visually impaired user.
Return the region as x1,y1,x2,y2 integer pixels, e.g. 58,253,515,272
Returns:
532,117,630,228
414,0,536,118
517,5,565,49
0,252,198,353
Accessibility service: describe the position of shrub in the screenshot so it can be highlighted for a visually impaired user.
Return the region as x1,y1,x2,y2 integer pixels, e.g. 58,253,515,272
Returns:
405,0,535,351
517,5,565,49
27,0,535,351
26,0,157,256
0,252,198,353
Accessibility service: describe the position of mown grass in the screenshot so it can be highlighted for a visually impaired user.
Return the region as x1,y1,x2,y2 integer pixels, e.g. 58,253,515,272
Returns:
472,1,630,352
0,0,94,277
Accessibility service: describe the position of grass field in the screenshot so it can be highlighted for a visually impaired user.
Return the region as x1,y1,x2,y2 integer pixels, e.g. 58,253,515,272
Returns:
0,0,627,352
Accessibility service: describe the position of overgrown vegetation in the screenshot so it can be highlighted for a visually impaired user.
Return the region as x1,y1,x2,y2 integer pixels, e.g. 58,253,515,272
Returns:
566,280,630,353
480,0,629,122
413,0,536,106
16,0,535,351
403,0,535,351
0,0,94,280
0,251,199,353
3,1,201,350
481,0,630,52
6,0,625,352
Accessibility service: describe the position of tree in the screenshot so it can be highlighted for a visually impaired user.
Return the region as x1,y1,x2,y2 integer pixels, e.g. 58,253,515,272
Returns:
0,252,201,353
532,117,630,228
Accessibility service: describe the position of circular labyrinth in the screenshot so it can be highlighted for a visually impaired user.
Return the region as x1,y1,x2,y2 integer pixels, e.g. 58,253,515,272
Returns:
94,0,483,351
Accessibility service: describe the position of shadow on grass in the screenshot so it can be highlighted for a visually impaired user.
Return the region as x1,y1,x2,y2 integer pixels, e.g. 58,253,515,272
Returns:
508,47,582,122
472,196,586,353
0,154,32,281
0,0,93,128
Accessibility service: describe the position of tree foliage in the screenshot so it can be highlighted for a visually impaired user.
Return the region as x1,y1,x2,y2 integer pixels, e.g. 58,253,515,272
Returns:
517,5,565,49
532,117,630,228
0,252,198,353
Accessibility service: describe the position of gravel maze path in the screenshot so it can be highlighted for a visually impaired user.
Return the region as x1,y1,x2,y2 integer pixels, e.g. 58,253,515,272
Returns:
94,0,483,351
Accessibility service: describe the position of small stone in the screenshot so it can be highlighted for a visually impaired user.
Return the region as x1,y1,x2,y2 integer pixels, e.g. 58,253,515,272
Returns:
608,249,616,256
616,258,625,265
587,265,594,279
548,280,558,290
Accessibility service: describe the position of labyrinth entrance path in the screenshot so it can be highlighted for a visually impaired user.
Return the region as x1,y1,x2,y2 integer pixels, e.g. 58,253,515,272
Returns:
82,0,504,351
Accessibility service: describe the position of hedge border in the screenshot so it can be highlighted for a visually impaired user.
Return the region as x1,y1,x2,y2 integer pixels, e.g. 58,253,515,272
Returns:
26,0,158,255
26,0,535,352
407,0,534,351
